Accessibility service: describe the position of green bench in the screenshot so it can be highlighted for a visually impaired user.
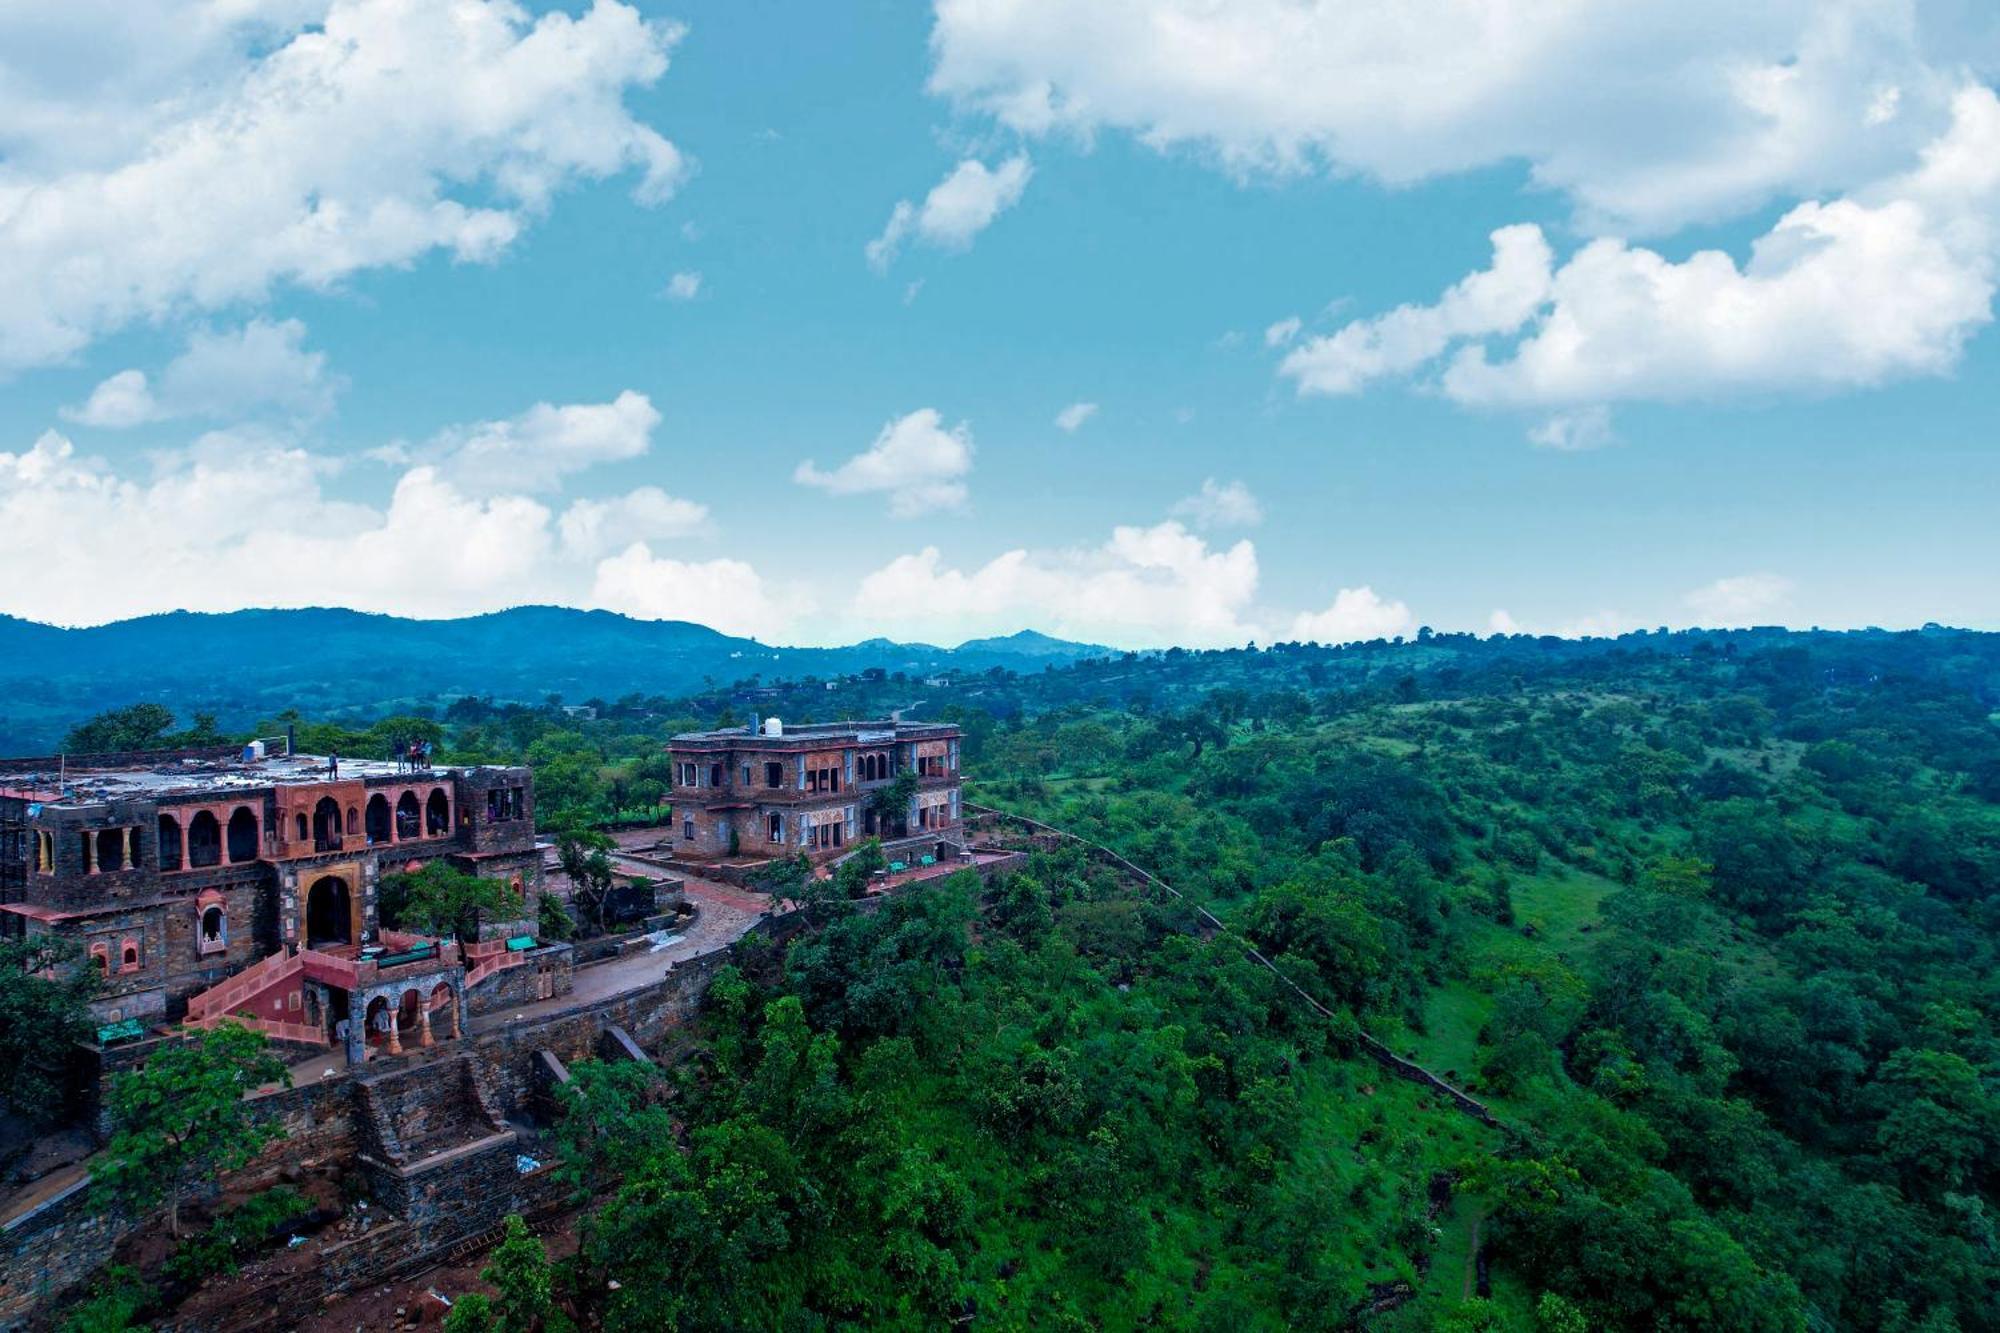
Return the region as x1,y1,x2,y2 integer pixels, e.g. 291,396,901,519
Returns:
919,854,937,867
889,860,908,873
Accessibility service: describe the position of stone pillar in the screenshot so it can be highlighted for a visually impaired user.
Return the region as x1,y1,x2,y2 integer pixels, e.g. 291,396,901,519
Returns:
447,980,466,1039
387,1003,403,1056
418,1002,434,1048
345,1002,367,1067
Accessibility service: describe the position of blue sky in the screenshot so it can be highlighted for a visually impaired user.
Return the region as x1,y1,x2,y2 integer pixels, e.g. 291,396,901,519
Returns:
1,0,1996,646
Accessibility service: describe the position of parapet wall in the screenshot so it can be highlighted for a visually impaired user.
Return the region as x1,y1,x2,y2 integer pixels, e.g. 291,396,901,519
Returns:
0,912,803,1329
4,864,1032,1329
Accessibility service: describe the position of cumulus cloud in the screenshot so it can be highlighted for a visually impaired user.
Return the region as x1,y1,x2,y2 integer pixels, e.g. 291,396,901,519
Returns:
1264,316,1302,348
1528,407,1616,452
0,431,553,624
1684,573,1795,626
1171,478,1263,530
415,391,662,496
1280,225,1554,395
1281,87,2000,413
62,373,157,431
558,488,708,558
588,543,802,640
0,404,761,631
794,409,974,516
1054,401,1098,432
853,520,1260,648
64,319,337,427
1289,586,1415,644
0,0,686,369
663,271,703,301
929,0,1966,235
866,155,1032,271
1487,608,1641,639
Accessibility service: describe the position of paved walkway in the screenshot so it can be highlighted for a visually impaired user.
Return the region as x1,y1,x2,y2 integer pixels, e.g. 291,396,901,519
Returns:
274,874,772,1088
856,848,1014,894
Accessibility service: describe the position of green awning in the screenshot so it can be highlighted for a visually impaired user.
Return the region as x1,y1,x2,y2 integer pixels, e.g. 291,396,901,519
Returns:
97,1018,144,1045
505,935,537,952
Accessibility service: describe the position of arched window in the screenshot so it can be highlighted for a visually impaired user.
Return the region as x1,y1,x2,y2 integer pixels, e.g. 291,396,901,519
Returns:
188,811,222,868
96,828,125,873
366,794,391,844
226,807,258,863
346,807,359,836
89,943,109,976
120,939,139,972
425,789,449,837
197,901,226,954
396,791,421,840
295,813,309,843
312,797,342,850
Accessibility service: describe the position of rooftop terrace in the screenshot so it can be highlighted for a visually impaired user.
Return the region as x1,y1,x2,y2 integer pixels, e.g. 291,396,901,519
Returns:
670,718,958,744
0,747,493,809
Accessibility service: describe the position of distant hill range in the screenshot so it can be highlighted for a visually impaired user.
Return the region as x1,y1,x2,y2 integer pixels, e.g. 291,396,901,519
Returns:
0,608,1111,750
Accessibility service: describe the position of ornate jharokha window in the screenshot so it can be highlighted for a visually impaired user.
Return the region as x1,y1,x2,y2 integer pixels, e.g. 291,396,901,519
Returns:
197,892,227,955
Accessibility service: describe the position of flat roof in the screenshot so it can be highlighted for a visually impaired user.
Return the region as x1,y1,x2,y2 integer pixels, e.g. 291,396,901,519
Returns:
670,719,959,745
0,751,515,810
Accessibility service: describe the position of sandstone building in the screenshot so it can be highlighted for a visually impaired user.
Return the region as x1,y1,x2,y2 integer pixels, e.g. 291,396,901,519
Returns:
0,743,542,1064
665,718,964,865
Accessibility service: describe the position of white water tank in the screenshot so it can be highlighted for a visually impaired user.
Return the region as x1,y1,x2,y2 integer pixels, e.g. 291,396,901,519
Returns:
763,716,784,736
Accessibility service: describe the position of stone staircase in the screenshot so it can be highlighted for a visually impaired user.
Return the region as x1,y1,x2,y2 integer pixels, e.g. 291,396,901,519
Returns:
182,947,327,1045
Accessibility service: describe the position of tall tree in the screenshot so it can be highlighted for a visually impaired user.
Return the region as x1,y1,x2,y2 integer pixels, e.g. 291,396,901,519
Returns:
0,937,95,1127
381,862,523,943
92,1023,290,1235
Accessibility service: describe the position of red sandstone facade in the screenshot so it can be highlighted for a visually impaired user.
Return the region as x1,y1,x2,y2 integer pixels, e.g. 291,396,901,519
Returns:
0,746,541,1063
665,719,964,865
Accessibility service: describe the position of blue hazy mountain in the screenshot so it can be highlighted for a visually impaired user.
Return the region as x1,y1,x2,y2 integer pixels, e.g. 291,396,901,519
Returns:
0,607,1110,750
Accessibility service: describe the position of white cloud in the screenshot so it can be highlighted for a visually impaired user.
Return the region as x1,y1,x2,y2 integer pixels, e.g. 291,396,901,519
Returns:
853,519,1260,648
1280,224,1554,395
1054,401,1098,432
1528,407,1615,452
1487,608,1641,639
929,1,1968,235
1171,478,1263,530
867,155,1032,271
588,543,801,640
1263,316,1302,348
0,0,685,370
1289,586,1414,644
63,372,157,431
558,488,708,558
421,390,661,496
663,270,703,301
0,431,555,624
1282,87,2000,411
63,319,336,427
1684,573,1795,626
794,408,974,517
0,406,777,632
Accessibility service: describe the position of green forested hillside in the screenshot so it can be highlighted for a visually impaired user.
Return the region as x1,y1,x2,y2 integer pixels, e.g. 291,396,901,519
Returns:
465,628,1997,1330
47,628,2000,1329
940,631,2000,1329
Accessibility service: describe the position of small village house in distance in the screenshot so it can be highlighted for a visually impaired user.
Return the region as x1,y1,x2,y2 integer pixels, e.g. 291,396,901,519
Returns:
666,717,964,867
